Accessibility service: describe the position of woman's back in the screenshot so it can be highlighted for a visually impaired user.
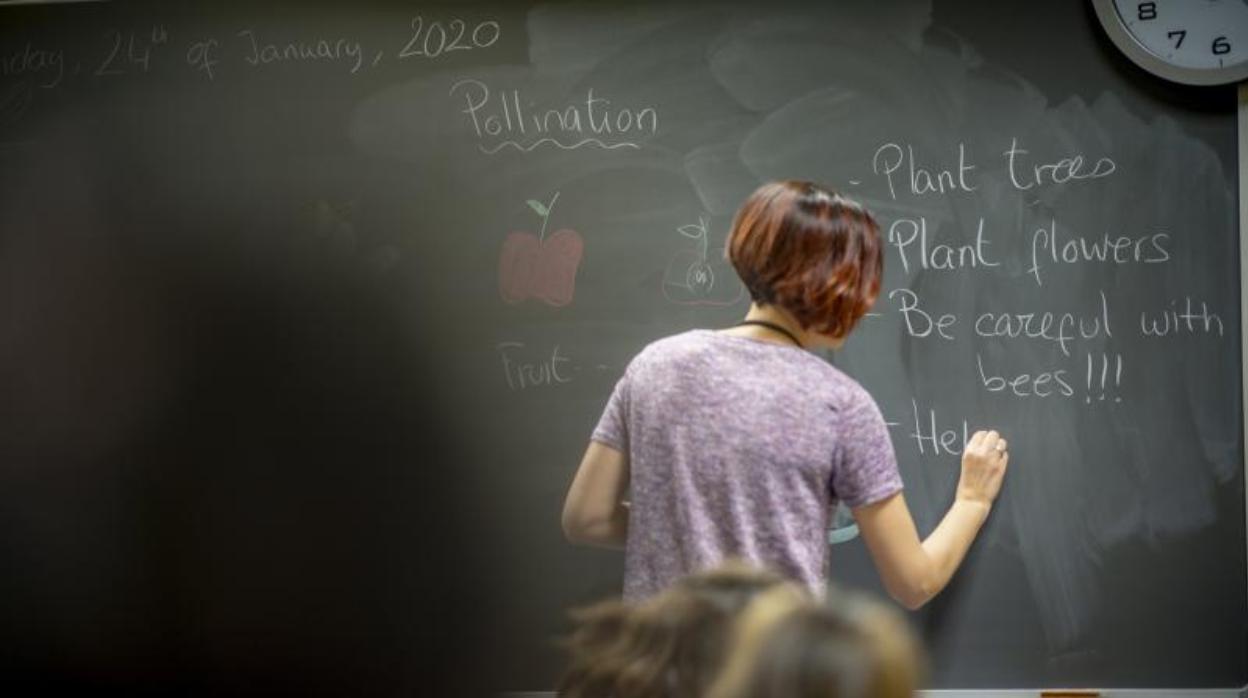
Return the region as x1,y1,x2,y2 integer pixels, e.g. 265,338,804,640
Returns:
593,329,902,599
563,180,1009,612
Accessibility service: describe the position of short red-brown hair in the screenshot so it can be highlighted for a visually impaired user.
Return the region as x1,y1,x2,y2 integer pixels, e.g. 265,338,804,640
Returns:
727,181,882,340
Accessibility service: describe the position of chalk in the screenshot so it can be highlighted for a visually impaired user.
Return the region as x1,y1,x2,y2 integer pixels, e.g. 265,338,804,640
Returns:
1040,691,1099,697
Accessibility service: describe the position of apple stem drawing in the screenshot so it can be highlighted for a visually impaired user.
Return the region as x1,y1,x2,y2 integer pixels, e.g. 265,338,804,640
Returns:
499,192,584,307
528,191,561,242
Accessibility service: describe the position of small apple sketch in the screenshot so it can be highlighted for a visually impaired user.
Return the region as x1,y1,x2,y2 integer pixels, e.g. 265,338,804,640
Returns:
499,192,584,307
661,215,745,306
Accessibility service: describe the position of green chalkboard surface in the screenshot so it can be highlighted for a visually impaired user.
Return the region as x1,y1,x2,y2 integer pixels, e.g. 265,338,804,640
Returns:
1,0,1244,693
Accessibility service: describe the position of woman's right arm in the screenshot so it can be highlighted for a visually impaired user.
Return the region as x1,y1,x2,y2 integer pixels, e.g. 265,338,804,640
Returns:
854,430,1009,610
562,441,630,549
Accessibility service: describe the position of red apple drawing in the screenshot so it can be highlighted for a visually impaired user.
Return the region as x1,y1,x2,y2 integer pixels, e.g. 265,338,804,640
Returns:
499,192,584,307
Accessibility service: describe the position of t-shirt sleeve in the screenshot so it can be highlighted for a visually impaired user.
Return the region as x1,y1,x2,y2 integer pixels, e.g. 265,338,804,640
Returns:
831,387,904,509
590,369,631,452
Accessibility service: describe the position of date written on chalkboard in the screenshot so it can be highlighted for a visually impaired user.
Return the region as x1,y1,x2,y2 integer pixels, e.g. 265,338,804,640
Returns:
1,42,66,88
230,17,499,77
0,14,505,90
396,17,500,60
0,27,168,88
94,26,168,78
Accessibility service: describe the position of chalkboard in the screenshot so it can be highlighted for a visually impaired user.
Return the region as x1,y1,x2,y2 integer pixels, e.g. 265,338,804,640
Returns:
1,0,1244,693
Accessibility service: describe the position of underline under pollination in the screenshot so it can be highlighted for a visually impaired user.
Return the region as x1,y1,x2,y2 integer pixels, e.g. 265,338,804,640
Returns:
449,78,658,154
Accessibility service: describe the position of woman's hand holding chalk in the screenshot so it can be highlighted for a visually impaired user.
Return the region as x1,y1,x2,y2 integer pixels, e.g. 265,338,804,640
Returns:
956,430,1009,510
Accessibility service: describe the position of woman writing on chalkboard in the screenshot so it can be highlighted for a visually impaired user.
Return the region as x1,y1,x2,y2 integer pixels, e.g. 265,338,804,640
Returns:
562,180,1009,609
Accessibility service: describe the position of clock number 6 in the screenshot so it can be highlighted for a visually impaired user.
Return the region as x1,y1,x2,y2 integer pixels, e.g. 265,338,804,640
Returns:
1213,36,1231,55
1136,2,1156,21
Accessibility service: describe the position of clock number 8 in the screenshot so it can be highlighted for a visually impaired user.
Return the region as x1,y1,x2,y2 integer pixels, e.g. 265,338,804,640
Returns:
1136,2,1157,21
1212,36,1231,55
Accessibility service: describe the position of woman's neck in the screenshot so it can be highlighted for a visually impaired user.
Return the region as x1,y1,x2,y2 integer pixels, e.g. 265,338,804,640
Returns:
725,304,810,348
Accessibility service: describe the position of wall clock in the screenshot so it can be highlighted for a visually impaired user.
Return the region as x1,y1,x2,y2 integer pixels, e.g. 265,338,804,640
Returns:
1091,0,1248,85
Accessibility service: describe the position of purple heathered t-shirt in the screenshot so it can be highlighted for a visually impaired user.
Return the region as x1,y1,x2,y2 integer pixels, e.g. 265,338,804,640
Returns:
591,329,903,600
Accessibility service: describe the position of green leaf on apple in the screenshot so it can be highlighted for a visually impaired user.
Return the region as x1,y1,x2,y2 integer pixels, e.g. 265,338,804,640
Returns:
526,200,549,217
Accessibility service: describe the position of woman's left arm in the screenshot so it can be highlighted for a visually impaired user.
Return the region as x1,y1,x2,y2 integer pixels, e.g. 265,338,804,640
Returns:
561,442,630,548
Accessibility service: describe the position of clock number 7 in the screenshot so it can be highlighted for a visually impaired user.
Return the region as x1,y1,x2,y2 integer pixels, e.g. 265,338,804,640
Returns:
1137,2,1156,21
1167,30,1185,49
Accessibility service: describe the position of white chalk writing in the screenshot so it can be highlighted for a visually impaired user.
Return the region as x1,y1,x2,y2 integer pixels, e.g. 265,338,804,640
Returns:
450,79,658,154
887,217,1000,274
873,142,978,200
1140,297,1225,337
397,17,499,59
498,342,574,391
1004,137,1116,190
1028,219,1170,286
0,42,66,88
237,29,364,74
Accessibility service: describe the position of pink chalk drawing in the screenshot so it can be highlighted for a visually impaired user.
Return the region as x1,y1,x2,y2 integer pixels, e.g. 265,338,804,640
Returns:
499,192,584,307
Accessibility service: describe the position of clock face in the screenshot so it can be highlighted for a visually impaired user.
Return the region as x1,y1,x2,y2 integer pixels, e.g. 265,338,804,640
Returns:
1094,0,1248,84
1111,0,1247,71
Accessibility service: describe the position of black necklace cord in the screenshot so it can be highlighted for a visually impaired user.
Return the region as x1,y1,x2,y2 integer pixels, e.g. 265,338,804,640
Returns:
734,320,804,348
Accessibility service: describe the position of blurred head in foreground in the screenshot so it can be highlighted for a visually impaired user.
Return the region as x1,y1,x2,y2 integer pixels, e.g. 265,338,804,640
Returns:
557,561,802,698
709,584,924,698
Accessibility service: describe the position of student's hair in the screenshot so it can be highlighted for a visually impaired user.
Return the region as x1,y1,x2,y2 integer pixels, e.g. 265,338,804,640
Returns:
709,586,924,698
557,561,799,698
727,180,882,340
